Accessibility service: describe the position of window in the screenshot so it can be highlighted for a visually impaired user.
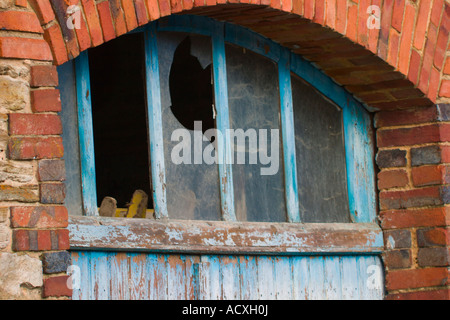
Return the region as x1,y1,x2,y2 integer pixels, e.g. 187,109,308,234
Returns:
61,15,379,252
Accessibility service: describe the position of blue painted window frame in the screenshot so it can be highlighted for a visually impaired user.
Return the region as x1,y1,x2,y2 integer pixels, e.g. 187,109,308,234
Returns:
72,15,376,225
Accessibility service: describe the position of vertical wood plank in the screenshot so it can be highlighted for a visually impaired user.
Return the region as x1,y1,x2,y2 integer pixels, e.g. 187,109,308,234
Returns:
212,22,236,222
274,256,293,299
167,255,186,299
145,253,159,300
220,255,240,300
109,252,130,300
144,23,168,219
343,98,376,223
278,50,300,223
256,256,275,300
238,255,258,300
307,256,325,300
75,51,98,216
201,255,222,299
292,256,309,300
185,255,201,300
198,261,211,300
129,253,148,300
323,256,342,300
340,256,360,300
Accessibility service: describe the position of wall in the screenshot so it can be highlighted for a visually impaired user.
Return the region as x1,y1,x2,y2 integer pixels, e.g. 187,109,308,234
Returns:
0,0,449,299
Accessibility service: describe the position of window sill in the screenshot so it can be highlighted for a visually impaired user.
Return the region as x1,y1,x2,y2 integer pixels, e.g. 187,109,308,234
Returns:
68,216,383,255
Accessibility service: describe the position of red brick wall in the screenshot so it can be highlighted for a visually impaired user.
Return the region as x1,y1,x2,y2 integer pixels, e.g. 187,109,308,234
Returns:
0,0,449,299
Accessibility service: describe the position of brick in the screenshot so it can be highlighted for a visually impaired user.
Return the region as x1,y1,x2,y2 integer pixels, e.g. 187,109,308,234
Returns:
29,0,55,24
30,65,58,87
135,0,149,26
8,136,64,160
383,249,411,269
48,0,79,60
146,0,160,20
418,247,450,267
377,125,441,148
170,0,183,13
418,23,438,94
379,186,443,210
42,251,71,274
0,37,52,61
9,114,62,136
377,169,409,190
345,4,357,43
384,229,412,249
43,24,69,66
0,11,43,33
434,5,450,70
159,0,171,16
412,165,447,187
387,289,450,300
380,207,449,229
398,4,416,75
12,229,29,251
313,0,325,24
440,80,450,98
437,104,450,121
40,183,66,204
387,29,400,68
444,57,450,75
109,0,127,36
42,276,72,297
377,0,394,60
374,106,437,128
15,0,27,7
74,14,92,53
81,0,104,47
37,229,52,250
54,228,69,250
408,49,421,84
97,1,116,42
38,159,65,182
10,206,68,229
376,149,407,168
413,0,432,51
417,227,450,247
391,0,405,32
386,267,449,291
121,0,138,30
428,67,441,102
31,89,62,112
411,145,441,166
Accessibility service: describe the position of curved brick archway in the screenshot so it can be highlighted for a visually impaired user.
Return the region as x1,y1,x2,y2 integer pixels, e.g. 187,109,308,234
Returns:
1,0,450,300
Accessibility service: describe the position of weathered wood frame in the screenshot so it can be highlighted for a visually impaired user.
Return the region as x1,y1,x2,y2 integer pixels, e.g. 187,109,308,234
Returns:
70,15,380,254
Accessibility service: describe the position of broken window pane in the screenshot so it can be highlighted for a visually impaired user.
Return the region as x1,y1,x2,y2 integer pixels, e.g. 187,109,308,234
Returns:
291,73,351,223
226,43,287,222
158,32,221,221
88,33,153,210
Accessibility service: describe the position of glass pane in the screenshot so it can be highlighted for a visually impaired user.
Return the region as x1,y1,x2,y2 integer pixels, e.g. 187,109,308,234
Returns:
58,60,83,216
226,43,287,222
157,32,221,221
88,33,152,209
291,73,351,223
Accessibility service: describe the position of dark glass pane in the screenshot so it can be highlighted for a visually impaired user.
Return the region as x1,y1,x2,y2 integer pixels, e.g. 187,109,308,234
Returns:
88,33,152,209
291,73,351,223
57,60,83,216
226,43,287,222
157,32,221,221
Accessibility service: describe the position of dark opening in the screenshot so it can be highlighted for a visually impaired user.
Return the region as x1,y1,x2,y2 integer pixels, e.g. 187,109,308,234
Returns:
88,33,153,209
169,36,215,143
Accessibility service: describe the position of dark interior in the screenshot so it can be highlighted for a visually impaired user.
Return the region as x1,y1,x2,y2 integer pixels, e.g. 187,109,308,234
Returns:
88,33,152,209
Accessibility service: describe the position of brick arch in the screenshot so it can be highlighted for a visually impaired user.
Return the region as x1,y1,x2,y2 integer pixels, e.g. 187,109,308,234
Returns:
23,0,450,107
1,0,450,300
